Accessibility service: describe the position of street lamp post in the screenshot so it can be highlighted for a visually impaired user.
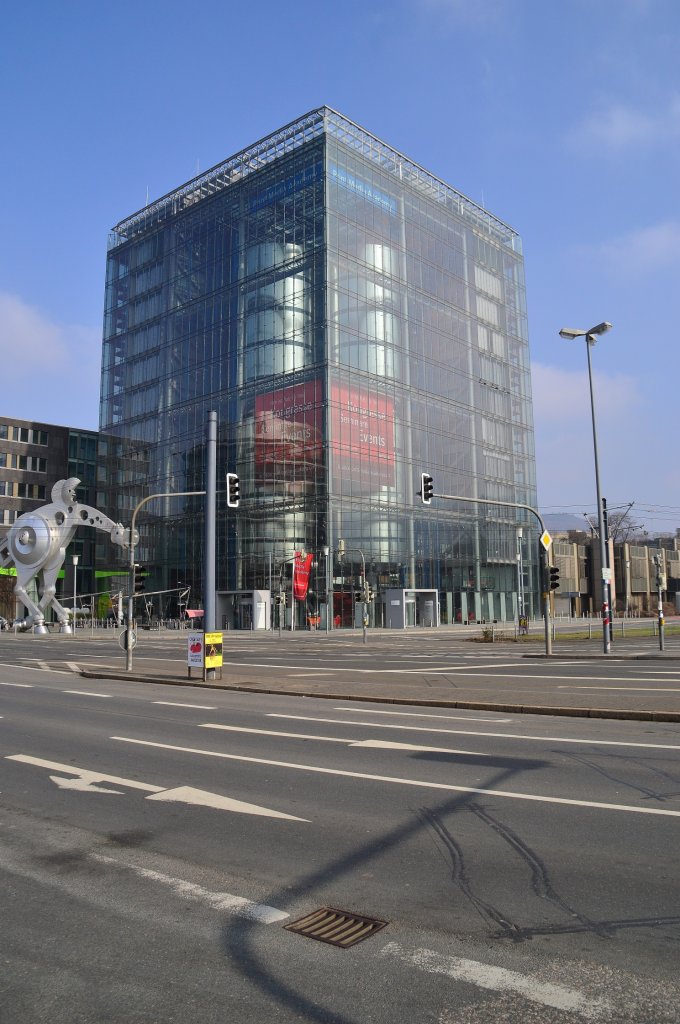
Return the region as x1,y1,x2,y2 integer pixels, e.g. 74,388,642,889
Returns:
321,545,330,633
338,540,367,644
516,528,524,620
126,490,205,672
558,321,613,654
72,554,79,635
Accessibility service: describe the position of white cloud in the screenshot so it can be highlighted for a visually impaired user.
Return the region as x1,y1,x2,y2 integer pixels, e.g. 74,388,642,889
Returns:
0,292,66,373
531,362,642,422
596,220,680,277
0,292,101,428
567,94,680,150
531,362,649,512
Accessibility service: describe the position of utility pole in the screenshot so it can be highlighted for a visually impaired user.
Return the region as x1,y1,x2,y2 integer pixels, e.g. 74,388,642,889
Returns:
338,539,368,644
418,477,552,656
204,411,217,680
654,553,665,652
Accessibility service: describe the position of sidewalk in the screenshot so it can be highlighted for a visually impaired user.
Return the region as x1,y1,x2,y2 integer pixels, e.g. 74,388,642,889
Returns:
80,631,680,724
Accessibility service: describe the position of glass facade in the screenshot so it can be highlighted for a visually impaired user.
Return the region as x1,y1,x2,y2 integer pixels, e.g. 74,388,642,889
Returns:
100,108,538,625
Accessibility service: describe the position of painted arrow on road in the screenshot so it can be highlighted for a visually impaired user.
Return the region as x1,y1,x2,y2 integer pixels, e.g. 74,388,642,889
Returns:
50,775,124,794
7,754,309,821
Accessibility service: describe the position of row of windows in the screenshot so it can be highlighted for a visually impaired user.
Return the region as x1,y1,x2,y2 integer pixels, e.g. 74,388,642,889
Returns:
0,425,49,446
0,453,47,472
0,481,46,499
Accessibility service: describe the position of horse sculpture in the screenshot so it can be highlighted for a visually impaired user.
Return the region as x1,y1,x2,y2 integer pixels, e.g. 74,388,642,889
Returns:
0,478,132,634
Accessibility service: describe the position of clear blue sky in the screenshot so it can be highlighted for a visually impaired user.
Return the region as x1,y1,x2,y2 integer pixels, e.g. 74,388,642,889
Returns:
2,0,678,532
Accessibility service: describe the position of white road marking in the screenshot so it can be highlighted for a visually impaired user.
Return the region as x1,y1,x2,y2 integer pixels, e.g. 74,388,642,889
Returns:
199,723,489,756
7,755,164,792
65,662,82,673
49,775,124,794
380,941,609,1019
147,785,309,820
3,662,72,675
110,736,680,818
91,854,289,923
7,754,309,820
636,669,680,675
334,708,512,723
288,672,335,677
558,685,680,692
153,701,217,709
0,679,33,687
268,714,680,750
62,689,112,698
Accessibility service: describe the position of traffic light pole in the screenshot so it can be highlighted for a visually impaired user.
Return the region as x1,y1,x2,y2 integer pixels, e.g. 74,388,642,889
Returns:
338,541,367,644
126,489,206,672
423,490,552,657
654,555,665,652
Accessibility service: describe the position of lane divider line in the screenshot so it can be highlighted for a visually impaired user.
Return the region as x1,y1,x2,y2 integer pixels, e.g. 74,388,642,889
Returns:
199,722,490,757
91,853,289,923
110,736,680,818
380,941,610,1019
267,714,680,750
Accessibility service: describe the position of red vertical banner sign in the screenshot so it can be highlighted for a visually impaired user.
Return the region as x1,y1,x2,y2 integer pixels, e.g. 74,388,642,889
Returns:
292,552,314,601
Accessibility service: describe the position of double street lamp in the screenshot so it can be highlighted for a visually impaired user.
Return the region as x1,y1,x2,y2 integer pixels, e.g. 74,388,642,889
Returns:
558,321,613,654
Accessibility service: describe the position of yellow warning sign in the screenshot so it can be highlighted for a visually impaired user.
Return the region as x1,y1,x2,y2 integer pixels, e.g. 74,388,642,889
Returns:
204,631,223,669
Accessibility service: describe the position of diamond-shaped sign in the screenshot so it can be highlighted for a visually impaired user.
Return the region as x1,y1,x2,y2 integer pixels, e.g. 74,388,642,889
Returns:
540,530,553,551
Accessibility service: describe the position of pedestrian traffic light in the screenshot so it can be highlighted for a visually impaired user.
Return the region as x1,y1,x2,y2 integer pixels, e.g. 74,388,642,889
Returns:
549,565,560,590
226,472,240,508
419,473,434,505
134,565,147,593
355,589,364,601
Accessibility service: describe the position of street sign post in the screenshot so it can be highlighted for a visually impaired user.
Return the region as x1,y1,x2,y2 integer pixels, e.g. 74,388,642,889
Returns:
118,629,137,652
187,632,204,677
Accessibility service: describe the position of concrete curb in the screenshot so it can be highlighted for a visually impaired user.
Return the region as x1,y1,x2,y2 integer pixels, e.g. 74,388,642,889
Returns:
80,670,680,723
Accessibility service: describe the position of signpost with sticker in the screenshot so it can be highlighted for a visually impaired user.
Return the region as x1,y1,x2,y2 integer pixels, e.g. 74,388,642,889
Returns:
187,632,204,678
204,631,223,679
187,631,223,680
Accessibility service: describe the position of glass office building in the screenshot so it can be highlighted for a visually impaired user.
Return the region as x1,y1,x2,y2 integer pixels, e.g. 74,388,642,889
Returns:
100,107,538,627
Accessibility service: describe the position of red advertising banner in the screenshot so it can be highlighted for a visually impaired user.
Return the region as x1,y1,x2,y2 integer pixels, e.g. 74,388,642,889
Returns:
330,382,395,491
292,552,314,601
255,380,323,484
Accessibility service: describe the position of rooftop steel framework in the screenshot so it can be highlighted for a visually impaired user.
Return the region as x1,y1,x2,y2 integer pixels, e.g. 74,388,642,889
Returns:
109,106,519,249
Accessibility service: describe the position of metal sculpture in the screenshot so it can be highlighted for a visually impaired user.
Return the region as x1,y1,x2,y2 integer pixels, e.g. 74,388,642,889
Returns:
0,478,132,634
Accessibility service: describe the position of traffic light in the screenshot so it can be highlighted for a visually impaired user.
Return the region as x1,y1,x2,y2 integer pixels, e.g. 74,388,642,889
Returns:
226,472,240,508
134,565,147,593
354,589,364,601
419,473,434,505
549,565,560,590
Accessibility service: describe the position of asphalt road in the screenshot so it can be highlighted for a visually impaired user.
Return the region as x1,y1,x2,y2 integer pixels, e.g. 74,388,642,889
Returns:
2,654,680,1023
3,627,680,716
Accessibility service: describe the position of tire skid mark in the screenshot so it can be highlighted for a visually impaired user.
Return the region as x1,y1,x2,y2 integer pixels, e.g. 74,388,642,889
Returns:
419,807,522,939
562,750,675,803
467,802,611,940
592,749,680,796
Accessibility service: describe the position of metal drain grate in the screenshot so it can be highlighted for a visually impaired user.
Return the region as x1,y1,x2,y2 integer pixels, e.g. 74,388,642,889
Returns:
284,907,388,948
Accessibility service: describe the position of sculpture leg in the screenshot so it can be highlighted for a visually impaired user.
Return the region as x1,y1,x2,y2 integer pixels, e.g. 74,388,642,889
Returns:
14,570,47,633
38,563,71,633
